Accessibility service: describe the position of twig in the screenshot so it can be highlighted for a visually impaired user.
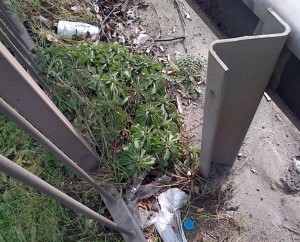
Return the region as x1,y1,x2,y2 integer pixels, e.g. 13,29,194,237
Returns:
153,5,162,38
176,93,183,114
185,123,201,132
206,232,217,239
172,0,185,27
101,3,122,28
283,226,300,236
154,36,186,42
232,157,250,172
172,0,187,52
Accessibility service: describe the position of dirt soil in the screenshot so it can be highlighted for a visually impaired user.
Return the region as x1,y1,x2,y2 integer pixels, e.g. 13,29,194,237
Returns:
133,0,300,241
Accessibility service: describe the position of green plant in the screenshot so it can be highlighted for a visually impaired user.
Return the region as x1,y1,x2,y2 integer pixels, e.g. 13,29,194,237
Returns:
152,130,182,164
37,42,188,182
168,55,205,99
117,140,156,179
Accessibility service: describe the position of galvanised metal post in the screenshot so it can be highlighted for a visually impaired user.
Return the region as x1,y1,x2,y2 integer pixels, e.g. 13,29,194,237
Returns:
200,9,290,177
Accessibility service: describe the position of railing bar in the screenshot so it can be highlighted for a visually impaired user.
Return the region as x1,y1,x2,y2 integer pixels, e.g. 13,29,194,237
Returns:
0,97,114,202
0,1,28,47
0,25,51,95
0,18,51,94
0,41,100,171
0,155,134,237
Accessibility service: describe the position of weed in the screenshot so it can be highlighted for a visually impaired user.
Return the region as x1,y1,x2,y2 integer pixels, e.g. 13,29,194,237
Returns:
37,43,191,181
168,55,205,100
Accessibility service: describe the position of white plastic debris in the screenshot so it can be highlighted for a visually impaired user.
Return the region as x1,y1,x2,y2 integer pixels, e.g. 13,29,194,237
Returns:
133,34,150,45
158,188,189,213
92,0,100,13
184,11,191,20
127,9,135,19
175,51,181,59
126,176,189,242
116,23,125,31
118,35,126,44
294,156,300,171
264,92,271,102
146,48,151,54
70,6,82,12
159,46,165,52
155,188,189,242
57,21,100,38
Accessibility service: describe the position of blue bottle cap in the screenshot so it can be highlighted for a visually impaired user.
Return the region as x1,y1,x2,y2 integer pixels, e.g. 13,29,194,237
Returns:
183,219,195,231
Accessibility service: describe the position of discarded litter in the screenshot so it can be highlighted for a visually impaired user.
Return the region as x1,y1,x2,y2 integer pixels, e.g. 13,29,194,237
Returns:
146,47,151,54
276,114,283,122
183,219,195,231
126,174,172,228
117,35,126,44
135,176,172,200
92,0,100,13
70,5,82,13
126,9,135,19
184,11,191,20
155,188,189,242
159,46,165,52
46,34,60,43
133,34,150,45
126,175,189,242
264,92,271,102
57,21,100,38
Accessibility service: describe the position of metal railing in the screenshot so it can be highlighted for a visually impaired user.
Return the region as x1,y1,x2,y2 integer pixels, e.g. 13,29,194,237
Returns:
0,4,146,241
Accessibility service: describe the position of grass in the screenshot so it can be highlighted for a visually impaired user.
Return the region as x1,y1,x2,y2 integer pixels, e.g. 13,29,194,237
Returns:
0,115,123,241
0,182,65,241
0,115,64,242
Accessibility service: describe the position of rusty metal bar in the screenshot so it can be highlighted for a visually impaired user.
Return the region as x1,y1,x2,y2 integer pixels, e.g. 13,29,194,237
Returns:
200,9,290,177
0,41,100,171
0,154,134,237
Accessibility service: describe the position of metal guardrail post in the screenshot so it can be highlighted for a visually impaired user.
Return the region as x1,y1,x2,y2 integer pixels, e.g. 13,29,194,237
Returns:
200,9,290,177
0,41,100,171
